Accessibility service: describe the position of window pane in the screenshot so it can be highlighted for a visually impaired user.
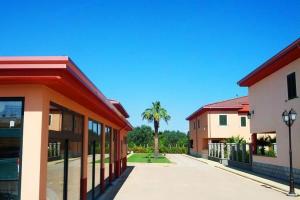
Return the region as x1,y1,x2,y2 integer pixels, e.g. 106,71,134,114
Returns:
219,115,227,126
68,141,82,200
62,112,73,132
105,127,111,182
0,101,22,129
241,117,246,127
287,72,297,100
47,140,64,200
74,115,83,135
0,100,23,200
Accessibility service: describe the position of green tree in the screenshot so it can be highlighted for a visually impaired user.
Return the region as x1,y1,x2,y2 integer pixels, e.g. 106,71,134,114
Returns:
127,125,153,147
142,101,171,157
225,135,246,144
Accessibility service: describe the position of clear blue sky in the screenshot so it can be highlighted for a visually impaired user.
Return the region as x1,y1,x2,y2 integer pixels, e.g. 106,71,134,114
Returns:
0,0,299,132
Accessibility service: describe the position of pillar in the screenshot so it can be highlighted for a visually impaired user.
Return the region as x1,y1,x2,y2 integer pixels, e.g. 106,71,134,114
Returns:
251,133,257,155
80,116,88,200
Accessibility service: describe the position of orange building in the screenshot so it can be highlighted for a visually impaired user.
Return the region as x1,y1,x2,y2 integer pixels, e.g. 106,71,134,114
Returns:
0,56,132,200
186,96,250,158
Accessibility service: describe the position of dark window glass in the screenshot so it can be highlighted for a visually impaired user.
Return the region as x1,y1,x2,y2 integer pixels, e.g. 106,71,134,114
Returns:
47,103,82,200
189,140,193,148
87,120,101,198
62,112,73,132
241,117,246,127
74,115,83,135
0,100,23,200
105,127,111,182
197,120,200,128
219,115,227,126
287,72,297,100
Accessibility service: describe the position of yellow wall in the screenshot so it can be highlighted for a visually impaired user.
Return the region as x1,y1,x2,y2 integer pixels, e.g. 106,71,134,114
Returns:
249,58,300,168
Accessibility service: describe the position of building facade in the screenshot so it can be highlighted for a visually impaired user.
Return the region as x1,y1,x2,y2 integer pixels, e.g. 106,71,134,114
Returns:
0,56,132,200
186,96,250,158
239,38,300,182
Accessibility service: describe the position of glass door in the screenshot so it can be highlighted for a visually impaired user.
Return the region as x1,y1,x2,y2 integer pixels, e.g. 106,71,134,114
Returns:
0,98,24,200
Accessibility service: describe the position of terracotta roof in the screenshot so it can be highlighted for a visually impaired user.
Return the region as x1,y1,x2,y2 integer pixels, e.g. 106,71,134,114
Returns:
238,38,300,87
186,96,249,120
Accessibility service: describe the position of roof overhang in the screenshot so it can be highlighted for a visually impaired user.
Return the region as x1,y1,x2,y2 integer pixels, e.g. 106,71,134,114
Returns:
109,99,130,118
0,56,133,131
238,38,300,87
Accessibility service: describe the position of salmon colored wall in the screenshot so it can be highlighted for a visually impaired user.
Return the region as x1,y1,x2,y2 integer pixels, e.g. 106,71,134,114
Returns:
0,84,129,200
208,111,250,141
249,58,300,168
189,112,208,152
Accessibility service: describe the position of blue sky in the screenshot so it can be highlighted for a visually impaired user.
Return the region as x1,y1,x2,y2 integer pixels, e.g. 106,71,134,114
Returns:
0,0,299,132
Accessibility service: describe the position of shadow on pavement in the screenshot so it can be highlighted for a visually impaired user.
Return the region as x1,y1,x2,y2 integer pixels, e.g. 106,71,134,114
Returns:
226,165,300,189
98,166,135,200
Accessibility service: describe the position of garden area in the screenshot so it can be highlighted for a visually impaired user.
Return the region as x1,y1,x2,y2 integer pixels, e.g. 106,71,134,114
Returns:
127,125,188,154
127,153,171,163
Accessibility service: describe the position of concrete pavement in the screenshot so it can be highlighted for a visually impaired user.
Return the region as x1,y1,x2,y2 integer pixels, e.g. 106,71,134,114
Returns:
110,154,295,200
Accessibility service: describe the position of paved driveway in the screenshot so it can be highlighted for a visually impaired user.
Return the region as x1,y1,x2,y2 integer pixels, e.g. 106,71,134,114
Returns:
114,154,293,200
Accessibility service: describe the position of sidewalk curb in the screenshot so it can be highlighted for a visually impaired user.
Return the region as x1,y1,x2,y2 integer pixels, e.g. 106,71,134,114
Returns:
183,154,300,196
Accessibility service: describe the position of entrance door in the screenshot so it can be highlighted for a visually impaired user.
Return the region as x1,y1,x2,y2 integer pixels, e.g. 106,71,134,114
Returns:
0,98,24,200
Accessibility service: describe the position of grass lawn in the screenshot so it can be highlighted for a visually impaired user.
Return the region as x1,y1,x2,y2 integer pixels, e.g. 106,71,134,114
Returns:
127,153,171,163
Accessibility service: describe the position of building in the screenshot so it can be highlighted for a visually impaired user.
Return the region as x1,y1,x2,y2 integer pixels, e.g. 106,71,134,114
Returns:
238,38,300,182
0,56,133,200
186,96,250,158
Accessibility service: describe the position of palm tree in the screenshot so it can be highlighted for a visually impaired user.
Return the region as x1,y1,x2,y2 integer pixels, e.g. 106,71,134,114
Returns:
142,101,171,157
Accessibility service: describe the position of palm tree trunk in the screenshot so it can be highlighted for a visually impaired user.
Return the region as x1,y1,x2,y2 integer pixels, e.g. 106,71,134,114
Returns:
154,121,159,157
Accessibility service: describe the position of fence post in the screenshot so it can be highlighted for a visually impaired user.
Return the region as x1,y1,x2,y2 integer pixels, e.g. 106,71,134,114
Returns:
249,143,253,165
235,144,239,161
227,144,230,160
242,143,246,163
221,143,224,159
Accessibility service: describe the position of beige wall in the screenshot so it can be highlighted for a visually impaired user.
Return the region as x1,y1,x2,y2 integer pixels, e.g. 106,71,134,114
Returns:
189,110,251,153
249,58,300,168
0,84,128,200
208,111,250,141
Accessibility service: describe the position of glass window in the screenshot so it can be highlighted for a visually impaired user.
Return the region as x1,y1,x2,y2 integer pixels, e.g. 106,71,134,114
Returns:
0,100,23,200
62,112,73,132
287,72,297,100
47,103,82,200
241,117,246,127
105,127,111,182
74,115,83,135
87,120,102,199
219,115,227,126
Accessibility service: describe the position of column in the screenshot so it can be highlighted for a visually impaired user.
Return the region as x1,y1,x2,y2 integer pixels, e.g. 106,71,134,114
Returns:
21,90,49,200
79,116,88,200
251,133,257,155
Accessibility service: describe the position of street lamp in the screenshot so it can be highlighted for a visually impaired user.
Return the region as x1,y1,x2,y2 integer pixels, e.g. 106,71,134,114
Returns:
282,108,297,196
